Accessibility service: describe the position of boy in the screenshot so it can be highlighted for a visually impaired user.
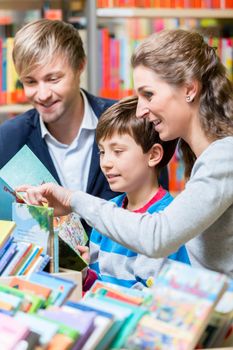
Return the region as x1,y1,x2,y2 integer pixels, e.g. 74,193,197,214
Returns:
79,96,190,290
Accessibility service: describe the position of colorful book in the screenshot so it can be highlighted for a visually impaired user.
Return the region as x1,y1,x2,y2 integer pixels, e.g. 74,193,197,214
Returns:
54,212,88,272
125,260,228,350
39,307,96,349
64,302,115,350
0,242,17,274
0,284,43,314
28,271,76,306
9,276,52,301
1,241,32,277
12,202,57,272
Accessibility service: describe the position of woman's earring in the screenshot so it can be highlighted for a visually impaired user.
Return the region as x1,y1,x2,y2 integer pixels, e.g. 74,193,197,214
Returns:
186,95,194,103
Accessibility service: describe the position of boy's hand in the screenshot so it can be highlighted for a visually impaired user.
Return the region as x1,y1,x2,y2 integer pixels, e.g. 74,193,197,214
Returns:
77,245,90,264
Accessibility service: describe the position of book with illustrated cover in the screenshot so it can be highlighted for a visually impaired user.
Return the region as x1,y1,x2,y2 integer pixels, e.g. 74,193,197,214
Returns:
0,145,57,220
124,260,228,350
12,202,57,273
54,212,88,271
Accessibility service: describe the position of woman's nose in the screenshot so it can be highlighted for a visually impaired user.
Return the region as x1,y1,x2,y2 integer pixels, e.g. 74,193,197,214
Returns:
136,101,150,119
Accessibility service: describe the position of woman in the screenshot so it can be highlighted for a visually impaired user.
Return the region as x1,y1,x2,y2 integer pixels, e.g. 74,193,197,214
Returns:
18,29,233,277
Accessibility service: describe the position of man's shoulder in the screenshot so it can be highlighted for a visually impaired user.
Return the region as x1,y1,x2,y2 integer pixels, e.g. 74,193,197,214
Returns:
0,108,40,168
0,108,39,132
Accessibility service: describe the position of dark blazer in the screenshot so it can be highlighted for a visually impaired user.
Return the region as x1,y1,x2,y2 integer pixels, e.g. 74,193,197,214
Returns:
0,90,169,231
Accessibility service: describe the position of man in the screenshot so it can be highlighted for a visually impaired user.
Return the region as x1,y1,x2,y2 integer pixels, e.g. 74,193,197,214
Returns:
0,19,169,237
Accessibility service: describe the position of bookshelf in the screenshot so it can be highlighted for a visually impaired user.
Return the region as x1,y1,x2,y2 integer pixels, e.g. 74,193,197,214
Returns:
97,7,233,19
0,0,87,117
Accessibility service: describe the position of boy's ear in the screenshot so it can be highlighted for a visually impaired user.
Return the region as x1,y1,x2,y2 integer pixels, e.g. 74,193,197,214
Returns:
148,144,163,168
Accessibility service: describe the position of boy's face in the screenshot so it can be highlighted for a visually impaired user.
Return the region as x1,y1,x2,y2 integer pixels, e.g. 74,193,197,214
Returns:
98,132,157,194
20,55,82,125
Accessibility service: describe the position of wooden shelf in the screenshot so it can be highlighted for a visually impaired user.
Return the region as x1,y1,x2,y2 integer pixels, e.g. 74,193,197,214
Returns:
0,104,32,114
97,8,233,19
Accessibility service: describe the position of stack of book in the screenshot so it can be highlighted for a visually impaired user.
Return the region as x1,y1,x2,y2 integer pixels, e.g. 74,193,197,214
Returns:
0,260,232,349
0,219,49,277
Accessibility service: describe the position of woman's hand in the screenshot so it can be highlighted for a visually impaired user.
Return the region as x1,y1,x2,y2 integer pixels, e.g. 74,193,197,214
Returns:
16,183,73,217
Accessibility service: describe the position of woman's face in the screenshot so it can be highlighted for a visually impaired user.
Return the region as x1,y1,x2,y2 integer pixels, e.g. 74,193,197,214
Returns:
133,65,193,142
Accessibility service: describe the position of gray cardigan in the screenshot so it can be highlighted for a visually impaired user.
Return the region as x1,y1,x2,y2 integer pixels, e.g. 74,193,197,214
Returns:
71,137,233,277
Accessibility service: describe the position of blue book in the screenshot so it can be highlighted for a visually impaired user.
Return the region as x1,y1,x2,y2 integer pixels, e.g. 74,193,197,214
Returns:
0,236,14,259
0,242,17,274
1,241,32,277
28,271,76,306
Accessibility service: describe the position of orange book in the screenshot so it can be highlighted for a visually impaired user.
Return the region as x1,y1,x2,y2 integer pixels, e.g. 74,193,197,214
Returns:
9,276,52,300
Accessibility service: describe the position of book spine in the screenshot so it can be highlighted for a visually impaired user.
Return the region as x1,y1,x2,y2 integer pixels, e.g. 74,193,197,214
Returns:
0,242,17,274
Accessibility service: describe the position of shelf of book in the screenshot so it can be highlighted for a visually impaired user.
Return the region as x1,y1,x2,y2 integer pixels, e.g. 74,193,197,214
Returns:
97,7,233,19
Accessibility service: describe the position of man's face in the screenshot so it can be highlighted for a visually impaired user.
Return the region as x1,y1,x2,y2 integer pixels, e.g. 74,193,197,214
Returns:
20,55,82,125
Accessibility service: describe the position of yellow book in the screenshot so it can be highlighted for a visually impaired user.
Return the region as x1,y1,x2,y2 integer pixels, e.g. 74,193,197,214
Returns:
0,220,16,248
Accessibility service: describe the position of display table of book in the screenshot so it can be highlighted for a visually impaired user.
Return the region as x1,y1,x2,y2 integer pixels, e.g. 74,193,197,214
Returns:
0,256,233,348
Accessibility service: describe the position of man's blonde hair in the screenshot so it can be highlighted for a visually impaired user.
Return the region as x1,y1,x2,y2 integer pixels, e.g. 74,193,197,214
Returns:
13,19,86,77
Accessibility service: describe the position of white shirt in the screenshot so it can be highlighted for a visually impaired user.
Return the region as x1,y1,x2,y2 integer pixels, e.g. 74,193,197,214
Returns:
40,90,98,191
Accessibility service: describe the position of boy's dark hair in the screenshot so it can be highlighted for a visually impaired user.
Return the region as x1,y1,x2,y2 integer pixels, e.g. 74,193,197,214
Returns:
96,95,178,169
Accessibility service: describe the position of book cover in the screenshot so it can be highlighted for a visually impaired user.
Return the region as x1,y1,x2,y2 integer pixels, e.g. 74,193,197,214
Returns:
9,276,52,301
0,144,57,220
12,202,58,273
28,271,76,306
54,212,88,272
0,220,16,248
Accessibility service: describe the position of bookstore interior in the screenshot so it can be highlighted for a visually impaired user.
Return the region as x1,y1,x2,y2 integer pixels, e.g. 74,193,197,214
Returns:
0,0,233,348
